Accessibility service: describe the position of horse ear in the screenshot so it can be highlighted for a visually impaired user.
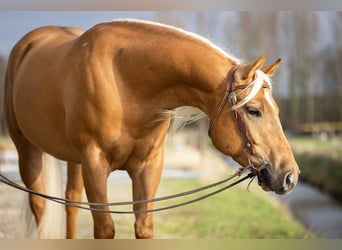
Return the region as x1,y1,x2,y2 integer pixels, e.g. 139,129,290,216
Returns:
261,58,281,76
239,54,268,81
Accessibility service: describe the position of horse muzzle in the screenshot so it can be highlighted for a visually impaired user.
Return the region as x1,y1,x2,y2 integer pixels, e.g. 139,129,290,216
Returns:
255,163,298,195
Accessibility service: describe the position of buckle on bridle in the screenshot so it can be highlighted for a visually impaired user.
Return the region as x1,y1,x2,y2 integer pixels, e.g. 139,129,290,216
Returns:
243,152,269,191
248,152,268,173
228,91,237,104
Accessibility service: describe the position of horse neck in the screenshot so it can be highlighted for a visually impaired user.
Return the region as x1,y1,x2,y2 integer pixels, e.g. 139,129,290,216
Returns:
115,32,236,117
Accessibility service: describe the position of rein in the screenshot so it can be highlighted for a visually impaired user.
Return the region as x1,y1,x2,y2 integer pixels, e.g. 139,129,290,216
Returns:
0,167,253,214
0,65,271,215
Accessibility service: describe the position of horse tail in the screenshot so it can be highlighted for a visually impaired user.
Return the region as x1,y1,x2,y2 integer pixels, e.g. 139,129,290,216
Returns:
17,154,66,238
38,154,66,238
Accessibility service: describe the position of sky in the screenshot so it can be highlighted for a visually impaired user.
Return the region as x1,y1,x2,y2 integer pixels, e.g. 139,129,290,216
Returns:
0,11,155,57
0,0,341,57
1,11,339,58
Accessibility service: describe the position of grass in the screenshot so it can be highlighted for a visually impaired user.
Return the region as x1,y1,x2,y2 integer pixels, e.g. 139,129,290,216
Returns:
0,135,313,239
75,178,314,239
154,179,312,239
288,135,342,160
288,135,342,201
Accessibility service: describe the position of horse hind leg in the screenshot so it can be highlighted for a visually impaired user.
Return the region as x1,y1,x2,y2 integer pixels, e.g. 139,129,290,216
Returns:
65,162,84,239
4,59,62,237
14,136,65,238
16,143,46,228
5,68,46,235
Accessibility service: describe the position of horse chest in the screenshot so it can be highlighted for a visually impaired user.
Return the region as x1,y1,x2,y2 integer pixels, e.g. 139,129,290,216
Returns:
106,128,168,173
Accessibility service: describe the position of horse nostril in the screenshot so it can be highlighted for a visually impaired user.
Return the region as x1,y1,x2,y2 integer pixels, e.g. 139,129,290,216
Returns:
283,172,294,192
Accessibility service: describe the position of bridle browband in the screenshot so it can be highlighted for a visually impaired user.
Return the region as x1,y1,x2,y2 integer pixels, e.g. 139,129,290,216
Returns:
208,64,270,174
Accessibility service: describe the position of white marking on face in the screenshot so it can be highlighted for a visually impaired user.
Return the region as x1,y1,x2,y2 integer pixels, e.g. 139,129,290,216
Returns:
264,91,275,110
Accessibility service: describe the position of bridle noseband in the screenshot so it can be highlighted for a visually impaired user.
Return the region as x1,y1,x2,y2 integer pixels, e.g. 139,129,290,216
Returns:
208,65,270,174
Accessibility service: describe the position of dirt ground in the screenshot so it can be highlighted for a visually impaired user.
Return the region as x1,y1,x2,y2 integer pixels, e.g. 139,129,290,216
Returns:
0,183,26,238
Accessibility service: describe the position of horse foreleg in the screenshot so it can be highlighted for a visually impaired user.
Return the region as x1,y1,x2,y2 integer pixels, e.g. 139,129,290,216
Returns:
65,162,84,239
81,147,114,239
128,149,164,239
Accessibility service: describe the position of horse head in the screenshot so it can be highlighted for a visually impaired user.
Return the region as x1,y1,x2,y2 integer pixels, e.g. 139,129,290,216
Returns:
209,54,300,194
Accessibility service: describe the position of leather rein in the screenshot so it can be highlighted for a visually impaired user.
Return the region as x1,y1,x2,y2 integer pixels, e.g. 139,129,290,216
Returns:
0,168,253,214
0,65,271,215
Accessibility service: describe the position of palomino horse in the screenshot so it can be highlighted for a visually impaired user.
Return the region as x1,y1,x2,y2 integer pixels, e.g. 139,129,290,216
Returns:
4,19,300,239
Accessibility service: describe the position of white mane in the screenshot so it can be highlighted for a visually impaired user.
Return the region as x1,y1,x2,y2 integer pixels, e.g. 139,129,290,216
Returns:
165,107,207,135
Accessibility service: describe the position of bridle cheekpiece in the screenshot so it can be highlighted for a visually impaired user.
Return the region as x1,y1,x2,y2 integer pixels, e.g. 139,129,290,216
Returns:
208,64,271,177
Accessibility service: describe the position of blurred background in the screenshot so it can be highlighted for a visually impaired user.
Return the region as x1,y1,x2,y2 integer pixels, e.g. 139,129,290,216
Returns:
0,11,341,239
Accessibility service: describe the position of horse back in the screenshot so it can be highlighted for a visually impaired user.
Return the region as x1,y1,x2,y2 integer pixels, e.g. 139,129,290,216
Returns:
7,26,84,77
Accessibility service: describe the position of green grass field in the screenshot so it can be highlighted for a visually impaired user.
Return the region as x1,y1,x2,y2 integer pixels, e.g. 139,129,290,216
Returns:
288,135,342,160
154,179,312,239
0,135,314,239
76,178,314,239
288,135,342,201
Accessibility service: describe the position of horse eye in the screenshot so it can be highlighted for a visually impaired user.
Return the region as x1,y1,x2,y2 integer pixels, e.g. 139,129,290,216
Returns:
245,106,262,117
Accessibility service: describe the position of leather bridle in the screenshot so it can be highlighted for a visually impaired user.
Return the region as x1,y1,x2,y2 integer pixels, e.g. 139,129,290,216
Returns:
208,65,270,174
